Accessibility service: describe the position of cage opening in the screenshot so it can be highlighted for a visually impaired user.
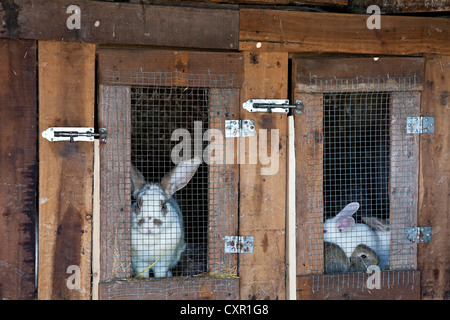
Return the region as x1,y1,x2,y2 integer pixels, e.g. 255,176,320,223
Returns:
130,85,210,277
322,92,391,274
323,92,391,221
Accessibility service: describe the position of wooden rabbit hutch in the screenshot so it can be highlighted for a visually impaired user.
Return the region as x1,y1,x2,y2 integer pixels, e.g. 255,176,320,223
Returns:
0,0,449,301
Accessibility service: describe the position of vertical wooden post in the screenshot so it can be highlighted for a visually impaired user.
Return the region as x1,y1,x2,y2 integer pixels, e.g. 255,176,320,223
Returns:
418,54,450,300
286,115,297,299
239,52,288,300
38,41,95,300
0,39,37,300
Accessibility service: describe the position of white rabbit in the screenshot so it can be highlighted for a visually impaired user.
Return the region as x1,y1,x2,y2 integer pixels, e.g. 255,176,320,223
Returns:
362,217,390,270
323,202,379,260
130,157,201,278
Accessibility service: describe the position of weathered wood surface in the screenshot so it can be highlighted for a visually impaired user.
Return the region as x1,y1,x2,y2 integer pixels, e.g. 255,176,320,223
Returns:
38,41,95,300
239,52,288,300
350,0,450,13
240,9,450,55
98,48,243,88
0,38,37,300
297,270,421,300
98,277,239,300
418,54,450,300
0,0,239,50
98,85,132,281
294,57,425,92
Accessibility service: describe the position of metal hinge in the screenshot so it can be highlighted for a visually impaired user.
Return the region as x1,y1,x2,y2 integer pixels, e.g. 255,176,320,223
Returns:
224,236,254,253
225,120,256,138
42,127,107,142
406,227,432,243
243,99,304,114
406,117,434,134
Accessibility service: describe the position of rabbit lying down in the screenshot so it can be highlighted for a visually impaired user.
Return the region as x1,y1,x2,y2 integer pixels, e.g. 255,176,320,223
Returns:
130,158,201,278
324,242,379,274
323,202,390,270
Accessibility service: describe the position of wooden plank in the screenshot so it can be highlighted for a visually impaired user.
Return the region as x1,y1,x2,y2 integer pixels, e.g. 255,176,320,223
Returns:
286,115,296,299
418,54,450,300
38,41,95,300
239,9,450,55
0,39,37,300
98,85,132,281
293,93,324,276
239,52,288,300
0,0,238,50
297,271,421,300
350,0,450,13
294,57,425,93
185,0,347,5
98,277,239,300
92,140,101,300
389,92,421,270
98,48,243,88
208,88,240,288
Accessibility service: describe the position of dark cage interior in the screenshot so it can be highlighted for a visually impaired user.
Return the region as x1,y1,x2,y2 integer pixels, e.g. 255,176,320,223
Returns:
323,92,391,222
130,86,209,277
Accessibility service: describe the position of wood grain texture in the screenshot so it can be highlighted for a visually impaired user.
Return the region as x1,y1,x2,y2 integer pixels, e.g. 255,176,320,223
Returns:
240,9,450,55
38,41,95,300
350,0,450,13
239,52,288,300
418,54,450,300
0,38,37,300
297,270,421,299
98,48,243,88
98,278,239,300
0,0,239,50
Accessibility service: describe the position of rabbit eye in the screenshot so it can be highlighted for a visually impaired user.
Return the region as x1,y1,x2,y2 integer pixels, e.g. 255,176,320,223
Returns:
137,218,145,226
161,200,168,215
153,218,163,226
361,254,367,259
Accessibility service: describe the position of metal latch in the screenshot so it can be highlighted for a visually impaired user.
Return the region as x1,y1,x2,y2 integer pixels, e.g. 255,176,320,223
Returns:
225,236,254,253
243,99,304,114
406,117,434,134
225,120,256,138
42,127,107,142
406,227,432,243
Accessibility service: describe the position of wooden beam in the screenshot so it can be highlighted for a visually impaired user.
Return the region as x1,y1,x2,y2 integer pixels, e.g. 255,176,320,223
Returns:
239,52,288,300
240,9,450,55
418,54,450,300
98,48,243,88
297,271,421,299
0,0,239,50
0,38,37,300
349,0,450,13
38,41,95,300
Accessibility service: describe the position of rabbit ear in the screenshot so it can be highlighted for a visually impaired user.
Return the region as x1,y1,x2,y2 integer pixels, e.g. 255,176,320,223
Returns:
160,157,202,197
362,217,390,232
336,216,355,232
131,164,147,195
336,202,360,217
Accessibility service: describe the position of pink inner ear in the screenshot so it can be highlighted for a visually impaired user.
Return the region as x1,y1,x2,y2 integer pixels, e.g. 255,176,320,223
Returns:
337,216,355,232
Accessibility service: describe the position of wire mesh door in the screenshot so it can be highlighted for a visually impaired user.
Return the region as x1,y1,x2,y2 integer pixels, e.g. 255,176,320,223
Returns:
98,55,241,299
294,57,424,295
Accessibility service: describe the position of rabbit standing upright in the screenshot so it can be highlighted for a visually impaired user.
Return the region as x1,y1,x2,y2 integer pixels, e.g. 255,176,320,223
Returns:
362,217,390,270
323,202,379,259
130,157,201,278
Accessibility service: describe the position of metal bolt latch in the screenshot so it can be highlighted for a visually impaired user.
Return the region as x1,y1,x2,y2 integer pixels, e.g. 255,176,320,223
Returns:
42,127,107,142
243,99,304,114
